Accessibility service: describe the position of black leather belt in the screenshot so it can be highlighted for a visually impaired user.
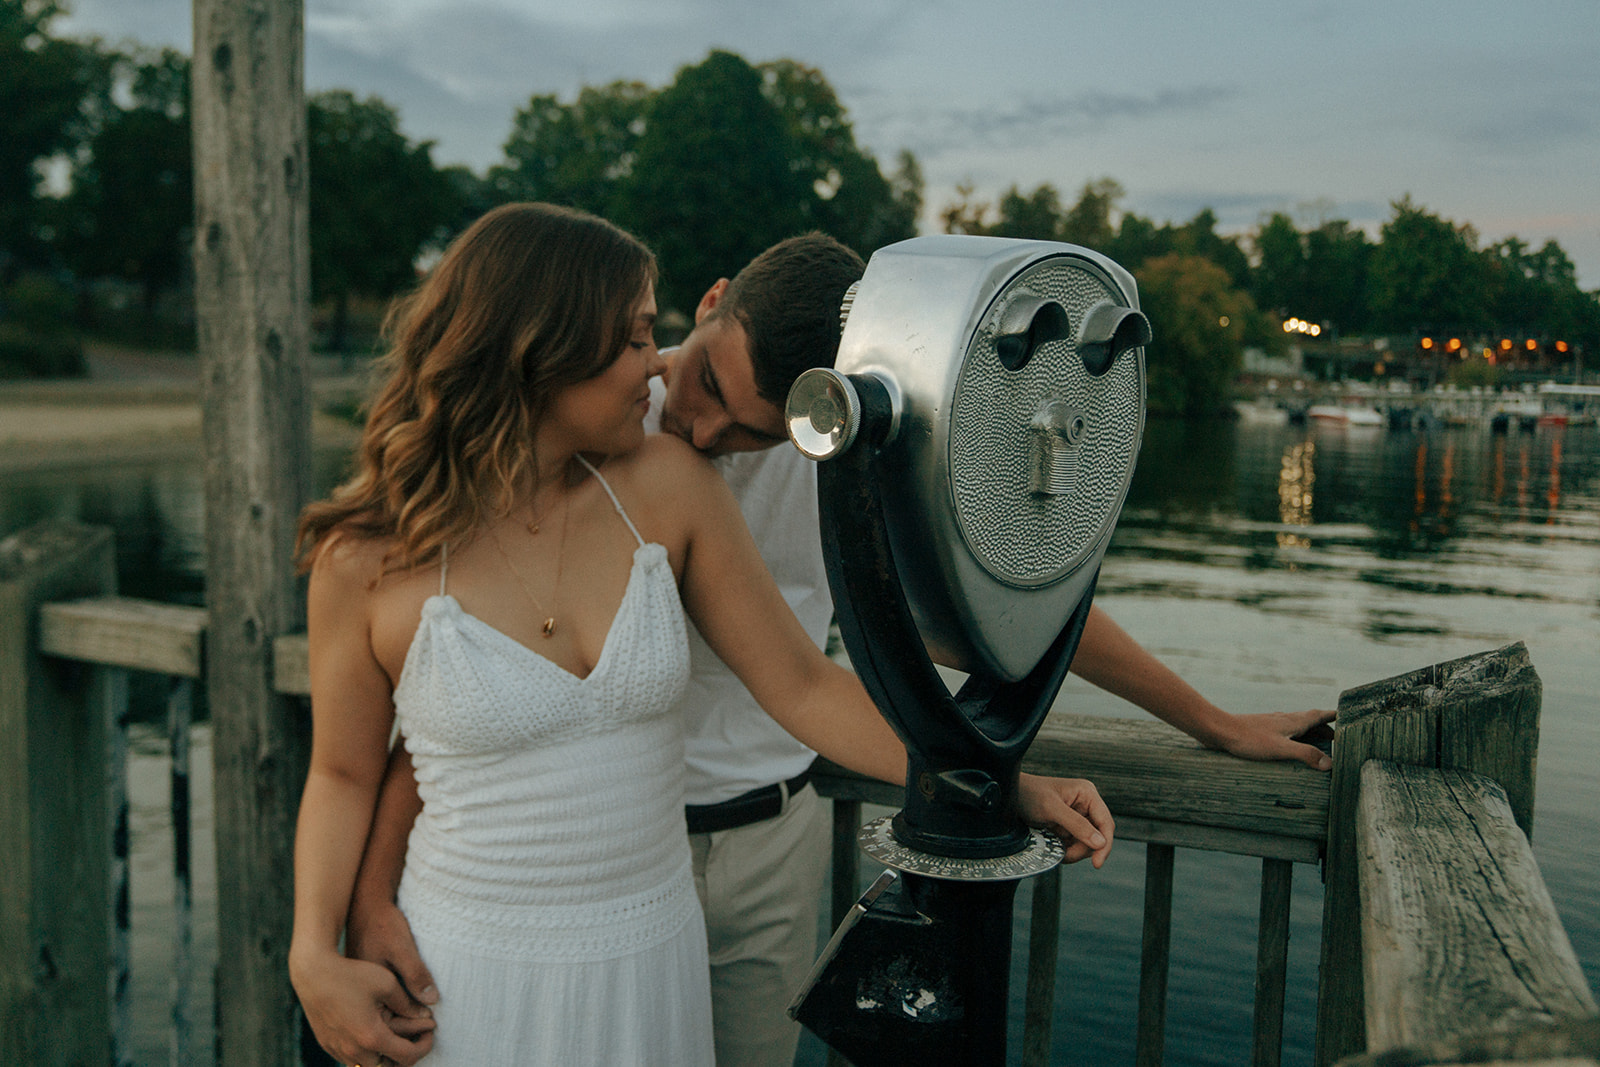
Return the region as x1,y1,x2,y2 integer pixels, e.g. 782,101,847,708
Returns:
685,770,812,834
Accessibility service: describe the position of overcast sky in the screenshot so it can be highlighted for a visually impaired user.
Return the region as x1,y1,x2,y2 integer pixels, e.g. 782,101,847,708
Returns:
59,0,1600,290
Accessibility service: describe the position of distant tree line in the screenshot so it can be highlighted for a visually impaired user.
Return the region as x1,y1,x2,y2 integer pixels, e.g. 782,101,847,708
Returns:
945,180,1600,415
3,0,1597,417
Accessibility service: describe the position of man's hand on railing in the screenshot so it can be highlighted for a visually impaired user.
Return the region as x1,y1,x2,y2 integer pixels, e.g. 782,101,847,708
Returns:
1019,772,1115,868
1069,604,1336,771
1212,709,1335,770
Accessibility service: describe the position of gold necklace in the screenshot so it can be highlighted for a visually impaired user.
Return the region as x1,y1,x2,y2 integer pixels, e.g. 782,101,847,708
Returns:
486,496,569,638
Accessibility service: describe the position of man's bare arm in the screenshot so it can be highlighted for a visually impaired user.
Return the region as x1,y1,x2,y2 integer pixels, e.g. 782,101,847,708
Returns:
1072,606,1333,769
345,745,438,1008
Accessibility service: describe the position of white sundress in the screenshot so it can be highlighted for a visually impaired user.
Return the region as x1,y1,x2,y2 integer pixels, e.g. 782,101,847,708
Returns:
391,459,713,1065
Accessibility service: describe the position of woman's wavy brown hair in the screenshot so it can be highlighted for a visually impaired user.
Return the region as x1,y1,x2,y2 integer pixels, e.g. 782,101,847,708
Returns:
296,202,656,573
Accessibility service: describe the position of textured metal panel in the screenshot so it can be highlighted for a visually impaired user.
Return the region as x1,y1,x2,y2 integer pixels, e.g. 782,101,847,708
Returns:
950,256,1144,587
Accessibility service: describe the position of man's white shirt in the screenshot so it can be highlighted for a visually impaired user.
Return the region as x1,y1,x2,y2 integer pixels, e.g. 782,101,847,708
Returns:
646,376,831,806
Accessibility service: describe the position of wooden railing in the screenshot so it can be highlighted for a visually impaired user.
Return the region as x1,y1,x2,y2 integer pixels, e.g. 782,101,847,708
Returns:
4,520,1595,1066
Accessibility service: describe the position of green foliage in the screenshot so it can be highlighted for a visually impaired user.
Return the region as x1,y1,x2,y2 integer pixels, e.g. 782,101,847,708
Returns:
1136,254,1253,418
0,0,109,263
490,52,919,316
1251,212,1305,316
760,59,918,254
2,268,73,326
308,90,462,349
56,47,192,313
1368,195,1492,333
941,177,1122,248
618,51,811,314
1059,178,1123,249
1251,213,1373,335
490,79,652,218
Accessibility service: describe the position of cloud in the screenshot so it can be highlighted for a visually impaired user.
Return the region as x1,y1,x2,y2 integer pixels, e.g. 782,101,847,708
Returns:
872,84,1239,159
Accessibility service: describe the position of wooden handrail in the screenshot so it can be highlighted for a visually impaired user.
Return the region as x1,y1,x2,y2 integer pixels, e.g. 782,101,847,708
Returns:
809,707,1329,864
42,596,1332,861
1355,760,1595,1052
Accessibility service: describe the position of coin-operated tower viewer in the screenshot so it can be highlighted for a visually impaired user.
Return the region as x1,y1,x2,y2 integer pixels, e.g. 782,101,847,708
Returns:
783,235,1152,1067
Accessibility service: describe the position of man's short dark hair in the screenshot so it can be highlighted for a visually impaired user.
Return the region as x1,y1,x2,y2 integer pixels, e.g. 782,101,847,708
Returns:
710,232,867,405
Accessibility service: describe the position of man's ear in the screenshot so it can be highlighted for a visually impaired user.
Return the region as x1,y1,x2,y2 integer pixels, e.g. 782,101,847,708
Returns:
694,278,731,325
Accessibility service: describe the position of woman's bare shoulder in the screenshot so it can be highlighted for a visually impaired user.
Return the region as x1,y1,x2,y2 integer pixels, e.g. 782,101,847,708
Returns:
307,528,395,594
603,433,720,497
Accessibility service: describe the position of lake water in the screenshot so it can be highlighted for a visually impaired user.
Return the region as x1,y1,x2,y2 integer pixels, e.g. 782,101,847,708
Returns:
3,417,1596,1065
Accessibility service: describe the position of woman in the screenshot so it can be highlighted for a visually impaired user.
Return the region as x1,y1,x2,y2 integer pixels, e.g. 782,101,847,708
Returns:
288,203,1113,1066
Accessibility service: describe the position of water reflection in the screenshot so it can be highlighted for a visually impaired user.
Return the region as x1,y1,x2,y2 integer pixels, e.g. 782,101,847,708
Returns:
0,447,353,603
1276,439,1314,550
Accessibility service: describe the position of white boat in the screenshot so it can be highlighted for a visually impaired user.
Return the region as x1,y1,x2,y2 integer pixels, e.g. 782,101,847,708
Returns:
1232,399,1289,425
1307,403,1383,426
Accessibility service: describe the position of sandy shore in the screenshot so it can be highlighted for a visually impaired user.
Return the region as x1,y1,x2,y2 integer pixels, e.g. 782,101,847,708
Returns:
0,343,365,472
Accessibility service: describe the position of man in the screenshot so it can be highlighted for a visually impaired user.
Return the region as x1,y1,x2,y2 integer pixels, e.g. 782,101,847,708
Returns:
344,233,1333,1067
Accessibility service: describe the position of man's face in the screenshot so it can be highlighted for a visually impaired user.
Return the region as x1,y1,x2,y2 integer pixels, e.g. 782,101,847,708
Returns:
658,280,790,457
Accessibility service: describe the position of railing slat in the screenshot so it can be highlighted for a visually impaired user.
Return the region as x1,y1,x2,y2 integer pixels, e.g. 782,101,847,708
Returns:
168,678,195,1067
273,633,309,697
1136,842,1175,1067
1253,857,1293,1067
39,596,205,678
1022,865,1062,1066
2,521,117,1066
109,667,132,1067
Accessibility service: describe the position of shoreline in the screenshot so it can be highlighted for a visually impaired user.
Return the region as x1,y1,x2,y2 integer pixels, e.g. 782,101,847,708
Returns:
0,343,367,474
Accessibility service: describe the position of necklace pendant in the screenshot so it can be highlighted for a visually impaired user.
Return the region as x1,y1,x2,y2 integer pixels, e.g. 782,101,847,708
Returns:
541,617,556,637
527,522,540,535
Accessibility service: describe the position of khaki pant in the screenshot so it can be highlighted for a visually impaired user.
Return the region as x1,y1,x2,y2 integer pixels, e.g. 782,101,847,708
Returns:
689,783,831,1067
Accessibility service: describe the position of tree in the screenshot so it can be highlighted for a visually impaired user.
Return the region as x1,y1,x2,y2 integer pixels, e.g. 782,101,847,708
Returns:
940,182,993,235
1302,219,1372,335
1485,235,1600,359
1250,212,1305,317
307,90,459,350
1367,196,1490,334
1136,253,1254,417
56,47,191,315
1107,210,1171,271
1058,177,1123,250
490,79,652,219
990,183,1066,240
758,59,918,253
1174,208,1250,289
0,0,106,267
939,177,1120,247
618,51,810,315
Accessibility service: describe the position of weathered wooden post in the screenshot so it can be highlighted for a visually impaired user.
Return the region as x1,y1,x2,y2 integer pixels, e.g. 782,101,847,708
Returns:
0,521,116,1064
191,0,313,1061
1314,642,1542,1065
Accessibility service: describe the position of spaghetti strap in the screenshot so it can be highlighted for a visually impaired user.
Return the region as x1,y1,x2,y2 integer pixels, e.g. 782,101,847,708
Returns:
575,455,646,547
